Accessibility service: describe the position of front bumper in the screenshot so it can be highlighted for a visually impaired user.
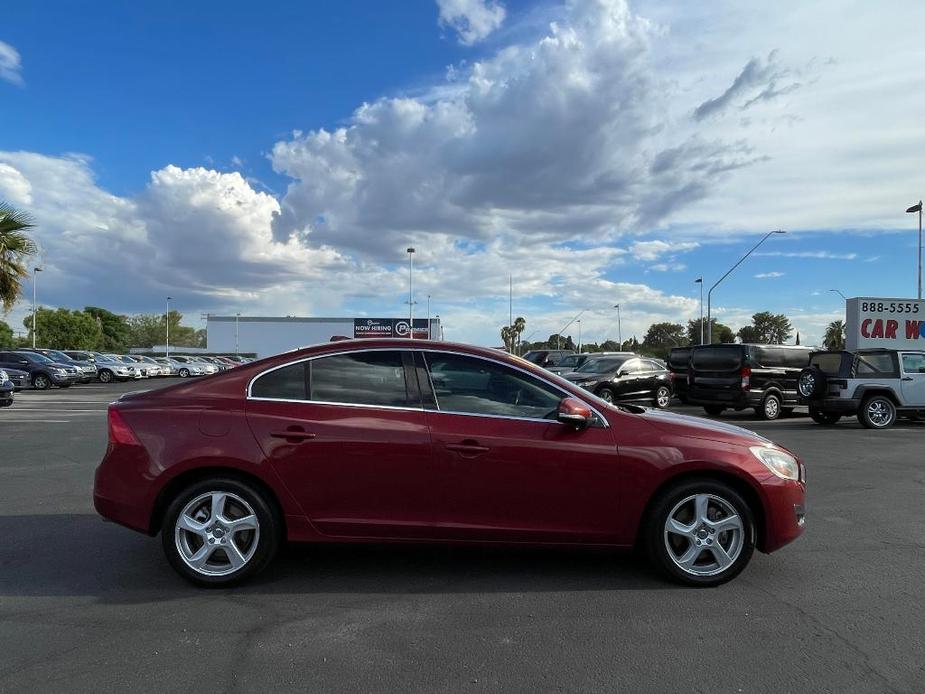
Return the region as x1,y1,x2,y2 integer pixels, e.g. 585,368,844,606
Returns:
760,476,807,553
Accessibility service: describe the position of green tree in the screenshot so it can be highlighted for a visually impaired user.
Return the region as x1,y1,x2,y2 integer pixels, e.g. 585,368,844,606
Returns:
0,319,13,348
23,307,103,349
0,202,38,312
737,312,793,344
824,320,846,350
642,322,688,358
687,318,735,345
127,310,198,348
84,306,131,351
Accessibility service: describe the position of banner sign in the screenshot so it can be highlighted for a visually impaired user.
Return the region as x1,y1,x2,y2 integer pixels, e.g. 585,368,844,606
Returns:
353,318,430,339
846,297,925,350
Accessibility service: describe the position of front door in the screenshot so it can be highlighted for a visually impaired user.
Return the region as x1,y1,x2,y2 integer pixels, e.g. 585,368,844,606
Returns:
420,351,621,543
899,353,925,406
245,349,441,539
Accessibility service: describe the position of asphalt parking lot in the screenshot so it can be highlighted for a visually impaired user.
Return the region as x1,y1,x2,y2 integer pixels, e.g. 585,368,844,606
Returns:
2,381,924,693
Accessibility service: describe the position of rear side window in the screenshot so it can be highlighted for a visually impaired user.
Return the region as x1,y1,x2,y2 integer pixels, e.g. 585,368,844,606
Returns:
691,346,744,371
810,353,844,375
310,351,411,407
251,362,307,400
855,353,897,376
668,349,691,369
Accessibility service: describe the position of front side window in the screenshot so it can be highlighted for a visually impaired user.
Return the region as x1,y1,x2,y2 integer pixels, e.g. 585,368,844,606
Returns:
310,351,411,407
901,353,925,374
425,352,563,420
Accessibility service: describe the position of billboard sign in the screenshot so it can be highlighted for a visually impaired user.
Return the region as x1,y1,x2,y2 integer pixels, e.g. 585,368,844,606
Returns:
846,297,925,350
353,318,430,339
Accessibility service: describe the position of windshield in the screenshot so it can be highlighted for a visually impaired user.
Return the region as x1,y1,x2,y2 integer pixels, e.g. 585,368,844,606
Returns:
20,352,53,363
558,355,581,368
522,351,545,364
576,356,627,374
45,350,73,362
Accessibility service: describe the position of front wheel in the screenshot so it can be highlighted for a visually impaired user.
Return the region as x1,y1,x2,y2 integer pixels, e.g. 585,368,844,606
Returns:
98,369,113,383
645,479,756,587
32,374,51,390
859,395,896,430
653,386,671,409
596,387,615,404
162,478,280,587
179,368,190,378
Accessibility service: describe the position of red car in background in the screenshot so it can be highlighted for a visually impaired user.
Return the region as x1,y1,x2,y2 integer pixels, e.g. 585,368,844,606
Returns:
94,339,806,587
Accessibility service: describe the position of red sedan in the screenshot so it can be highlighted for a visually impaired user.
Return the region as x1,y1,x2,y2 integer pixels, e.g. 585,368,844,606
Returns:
94,339,806,587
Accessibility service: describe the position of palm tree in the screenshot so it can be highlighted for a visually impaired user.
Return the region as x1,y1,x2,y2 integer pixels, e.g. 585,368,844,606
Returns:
0,202,38,312
824,320,846,350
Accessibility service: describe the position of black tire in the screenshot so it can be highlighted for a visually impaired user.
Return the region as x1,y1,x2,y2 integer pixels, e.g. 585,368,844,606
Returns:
809,407,841,425
858,394,897,430
644,479,756,587
798,367,826,399
703,405,725,416
32,373,51,390
98,369,113,383
653,386,672,409
161,477,280,587
595,386,616,404
179,368,190,378
758,393,782,420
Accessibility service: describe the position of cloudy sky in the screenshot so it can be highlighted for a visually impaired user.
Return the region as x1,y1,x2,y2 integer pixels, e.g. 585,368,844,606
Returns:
2,0,924,347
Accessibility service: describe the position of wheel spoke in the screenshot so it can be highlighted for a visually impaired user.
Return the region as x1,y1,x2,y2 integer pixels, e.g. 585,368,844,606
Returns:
177,514,207,536
676,543,701,569
210,492,228,522
224,541,247,569
188,544,215,570
707,514,742,534
667,517,695,537
226,514,258,534
709,543,733,571
694,494,710,524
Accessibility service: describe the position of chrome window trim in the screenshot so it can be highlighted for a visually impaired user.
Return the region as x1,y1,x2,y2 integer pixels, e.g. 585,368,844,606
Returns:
245,345,610,427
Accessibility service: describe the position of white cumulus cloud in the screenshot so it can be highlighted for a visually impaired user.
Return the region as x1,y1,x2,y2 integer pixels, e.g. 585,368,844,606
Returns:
436,0,506,45
0,40,24,86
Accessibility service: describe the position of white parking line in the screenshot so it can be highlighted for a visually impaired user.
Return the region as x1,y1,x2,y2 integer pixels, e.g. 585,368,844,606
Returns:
5,408,106,413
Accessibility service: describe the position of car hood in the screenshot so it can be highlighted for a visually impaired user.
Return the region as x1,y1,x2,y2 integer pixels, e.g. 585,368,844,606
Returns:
635,408,770,446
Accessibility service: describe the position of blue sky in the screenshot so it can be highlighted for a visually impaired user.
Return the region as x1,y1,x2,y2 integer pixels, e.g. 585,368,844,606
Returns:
2,0,924,347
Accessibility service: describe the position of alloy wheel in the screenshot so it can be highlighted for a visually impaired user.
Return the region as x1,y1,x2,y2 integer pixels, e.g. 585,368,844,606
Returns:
663,493,744,577
34,374,50,390
798,371,816,398
174,491,260,577
598,388,614,403
655,387,671,409
763,395,781,420
865,398,895,428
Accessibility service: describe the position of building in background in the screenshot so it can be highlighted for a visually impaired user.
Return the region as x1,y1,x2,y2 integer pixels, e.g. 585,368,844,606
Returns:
206,316,442,357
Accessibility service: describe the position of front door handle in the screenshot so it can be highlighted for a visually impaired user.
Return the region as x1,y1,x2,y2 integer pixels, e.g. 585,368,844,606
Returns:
902,377,914,381
270,428,317,442
446,442,490,458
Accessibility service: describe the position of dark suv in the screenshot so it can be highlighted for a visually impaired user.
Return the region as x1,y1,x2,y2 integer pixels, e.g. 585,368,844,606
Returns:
0,350,81,389
522,349,575,369
563,355,673,408
667,347,692,403
687,343,813,420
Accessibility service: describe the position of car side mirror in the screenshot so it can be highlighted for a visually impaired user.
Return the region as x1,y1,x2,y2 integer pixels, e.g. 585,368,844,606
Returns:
557,397,592,430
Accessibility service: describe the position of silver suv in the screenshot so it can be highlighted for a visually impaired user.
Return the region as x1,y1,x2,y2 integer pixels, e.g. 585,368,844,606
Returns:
798,349,925,429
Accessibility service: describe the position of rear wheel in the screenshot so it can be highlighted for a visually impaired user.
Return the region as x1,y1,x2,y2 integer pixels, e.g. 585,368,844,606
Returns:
596,387,615,404
703,405,725,416
32,373,51,390
653,386,671,409
98,369,113,383
162,478,280,587
809,407,841,425
645,479,756,587
758,393,782,420
859,395,896,430
179,368,190,378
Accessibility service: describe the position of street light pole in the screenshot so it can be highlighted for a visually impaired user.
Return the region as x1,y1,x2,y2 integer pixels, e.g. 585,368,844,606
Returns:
31,267,43,348
557,310,586,349
235,312,240,354
707,230,786,343
613,304,622,347
577,319,582,353
829,289,847,300
695,278,704,345
906,201,923,299
165,296,172,358
406,247,415,338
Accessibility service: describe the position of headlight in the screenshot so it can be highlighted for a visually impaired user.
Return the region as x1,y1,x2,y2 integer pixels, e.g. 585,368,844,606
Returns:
0,370,7,382
750,446,800,481
55,368,68,375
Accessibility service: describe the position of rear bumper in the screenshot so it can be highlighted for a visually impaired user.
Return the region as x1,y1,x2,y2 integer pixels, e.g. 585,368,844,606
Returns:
93,444,155,534
800,396,860,413
687,389,760,409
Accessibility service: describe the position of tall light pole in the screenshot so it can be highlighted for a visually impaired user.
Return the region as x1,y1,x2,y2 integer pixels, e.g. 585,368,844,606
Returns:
829,289,847,300
235,312,240,354
31,267,43,348
577,319,582,353
906,201,922,299
613,304,622,347
707,230,786,343
165,296,173,358
557,310,585,349
426,295,431,339
406,247,415,337
695,278,704,345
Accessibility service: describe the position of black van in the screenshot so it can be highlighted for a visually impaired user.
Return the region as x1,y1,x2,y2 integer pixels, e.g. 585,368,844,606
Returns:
687,343,813,420
667,347,692,402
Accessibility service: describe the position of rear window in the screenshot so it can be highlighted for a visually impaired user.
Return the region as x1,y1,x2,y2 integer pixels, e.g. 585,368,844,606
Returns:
668,348,691,369
809,353,844,375
691,346,744,371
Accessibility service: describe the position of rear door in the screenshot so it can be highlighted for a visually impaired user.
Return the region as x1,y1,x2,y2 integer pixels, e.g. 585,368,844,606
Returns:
420,350,621,543
689,346,746,402
245,349,442,539
899,353,925,406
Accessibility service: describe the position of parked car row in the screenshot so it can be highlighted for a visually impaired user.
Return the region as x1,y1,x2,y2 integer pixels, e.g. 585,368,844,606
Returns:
0,349,254,401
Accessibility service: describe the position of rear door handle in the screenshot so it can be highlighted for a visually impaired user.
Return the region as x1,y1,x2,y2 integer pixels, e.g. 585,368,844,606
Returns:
902,377,914,381
270,429,317,442
446,442,490,457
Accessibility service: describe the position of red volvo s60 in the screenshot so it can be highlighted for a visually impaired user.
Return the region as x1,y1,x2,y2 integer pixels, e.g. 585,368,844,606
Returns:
94,339,806,587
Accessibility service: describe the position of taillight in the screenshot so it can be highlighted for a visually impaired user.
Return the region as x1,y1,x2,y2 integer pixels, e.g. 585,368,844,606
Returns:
108,406,141,446
740,366,751,390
